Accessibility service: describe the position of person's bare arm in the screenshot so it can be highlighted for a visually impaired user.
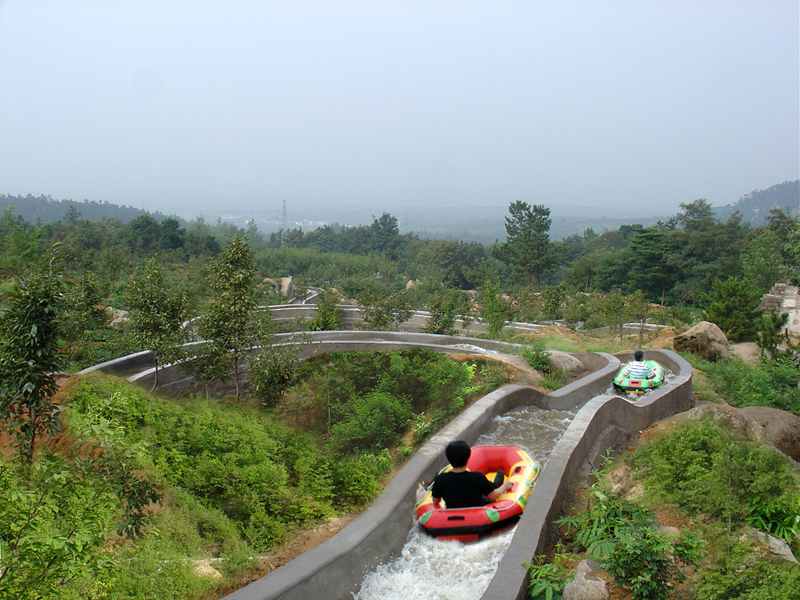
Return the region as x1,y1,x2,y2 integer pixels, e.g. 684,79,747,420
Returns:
432,496,442,507
486,481,512,502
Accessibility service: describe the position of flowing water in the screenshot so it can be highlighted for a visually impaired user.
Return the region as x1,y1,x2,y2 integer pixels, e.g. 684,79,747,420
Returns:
353,405,576,600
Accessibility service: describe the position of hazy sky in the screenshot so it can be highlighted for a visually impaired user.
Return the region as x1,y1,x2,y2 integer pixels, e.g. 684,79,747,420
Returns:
1,0,797,222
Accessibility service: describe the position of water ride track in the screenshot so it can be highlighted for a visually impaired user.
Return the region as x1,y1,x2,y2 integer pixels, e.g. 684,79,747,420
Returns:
78,308,694,600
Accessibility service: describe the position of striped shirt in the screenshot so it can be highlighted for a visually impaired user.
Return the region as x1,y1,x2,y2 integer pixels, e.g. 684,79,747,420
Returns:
623,360,653,379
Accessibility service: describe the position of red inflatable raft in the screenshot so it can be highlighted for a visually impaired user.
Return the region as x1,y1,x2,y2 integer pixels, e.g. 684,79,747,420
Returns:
414,445,539,542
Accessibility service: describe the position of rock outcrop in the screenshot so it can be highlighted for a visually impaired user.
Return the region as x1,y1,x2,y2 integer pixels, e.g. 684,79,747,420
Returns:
738,405,800,463
104,306,129,326
673,321,730,361
744,528,799,563
562,560,608,600
549,351,584,374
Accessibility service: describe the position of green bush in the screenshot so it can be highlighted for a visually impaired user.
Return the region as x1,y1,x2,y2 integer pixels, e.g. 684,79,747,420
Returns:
329,391,411,454
66,375,337,551
541,370,568,391
690,356,800,414
702,276,762,342
523,543,577,600
307,287,342,331
332,450,392,507
603,527,703,600
522,338,551,371
102,537,215,600
695,527,800,600
292,350,505,443
558,484,705,600
248,344,301,406
558,486,655,560
0,453,120,600
630,420,800,533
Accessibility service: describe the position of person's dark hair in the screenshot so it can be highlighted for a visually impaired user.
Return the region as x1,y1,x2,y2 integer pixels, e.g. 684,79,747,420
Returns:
445,440,471,468
634,350,644,361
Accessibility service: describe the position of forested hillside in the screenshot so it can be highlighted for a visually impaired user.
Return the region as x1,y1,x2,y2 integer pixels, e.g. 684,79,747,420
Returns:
715,180,800,225
0,193,181,226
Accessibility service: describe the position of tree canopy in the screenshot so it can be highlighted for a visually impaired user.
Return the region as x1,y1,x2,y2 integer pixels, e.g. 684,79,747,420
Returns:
493,201,557,289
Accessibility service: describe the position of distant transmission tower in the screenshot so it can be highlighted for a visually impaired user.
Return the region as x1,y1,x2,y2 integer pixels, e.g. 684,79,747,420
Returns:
282,200,287,239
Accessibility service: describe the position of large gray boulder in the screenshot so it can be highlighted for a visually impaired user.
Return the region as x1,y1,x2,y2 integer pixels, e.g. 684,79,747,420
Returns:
744,528,799,563
562,560,608,600
673,321,730,361
549,350,584,373
739,406,800,463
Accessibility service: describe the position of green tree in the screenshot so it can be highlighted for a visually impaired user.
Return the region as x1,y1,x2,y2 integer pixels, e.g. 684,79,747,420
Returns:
703,276,762,342
670,200,749,305
626,290,652,349
424,290,470,336
248,342,302,407
563,250,605,291
62,203,82,224
742,229,785,293
125,259,189,390
0,207,44,275
198,235,258,400
369,213,403,259
126,214,163,255
60,273,109,365
622,228,678,303
248,310,305,407
308,287,342,331
0,256,62,465
0,454,119,599
481,281,511,338
541,284,567,321
159,217,185,251
493,201,557,289
415,240,487,289
786,220,800,285
357,287,412,331
600,289,628,341
757,310,790,360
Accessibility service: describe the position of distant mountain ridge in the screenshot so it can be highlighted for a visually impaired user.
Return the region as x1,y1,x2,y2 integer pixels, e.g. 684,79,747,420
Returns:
3,181,797,243
713,180,799,225
0,193,181,225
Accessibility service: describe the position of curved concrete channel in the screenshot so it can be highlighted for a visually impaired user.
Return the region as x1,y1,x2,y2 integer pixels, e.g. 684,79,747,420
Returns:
79,309,695,600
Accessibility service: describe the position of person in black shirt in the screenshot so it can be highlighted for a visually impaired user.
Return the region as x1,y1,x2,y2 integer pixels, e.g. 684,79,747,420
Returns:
431,441,512,508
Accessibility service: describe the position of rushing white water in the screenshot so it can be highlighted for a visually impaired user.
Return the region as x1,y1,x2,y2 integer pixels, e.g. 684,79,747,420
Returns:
353,404,576,600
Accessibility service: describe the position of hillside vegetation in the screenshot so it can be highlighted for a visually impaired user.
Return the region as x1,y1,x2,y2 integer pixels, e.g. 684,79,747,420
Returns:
0,188,798,599
1,350,509,599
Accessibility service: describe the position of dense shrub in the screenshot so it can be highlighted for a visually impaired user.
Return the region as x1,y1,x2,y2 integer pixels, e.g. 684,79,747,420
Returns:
66,374,336,549
332,450,392,507
329,391,412,453
695,526,800,600
557,484,705,600
249,342,302,406
678,354,800,415
631,420,800,533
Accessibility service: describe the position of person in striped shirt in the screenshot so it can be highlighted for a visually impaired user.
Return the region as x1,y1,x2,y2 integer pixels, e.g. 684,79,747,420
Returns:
622,350,654,379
